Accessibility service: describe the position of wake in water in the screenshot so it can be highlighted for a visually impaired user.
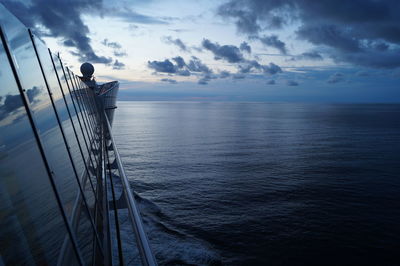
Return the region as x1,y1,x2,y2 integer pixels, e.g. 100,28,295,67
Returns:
137,194,221,265
108,174,221,265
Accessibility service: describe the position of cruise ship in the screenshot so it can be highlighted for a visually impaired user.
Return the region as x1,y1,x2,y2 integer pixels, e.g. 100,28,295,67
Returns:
0,4,156,265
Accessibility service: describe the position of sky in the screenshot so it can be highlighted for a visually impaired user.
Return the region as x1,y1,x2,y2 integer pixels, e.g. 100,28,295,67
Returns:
1,0,400,102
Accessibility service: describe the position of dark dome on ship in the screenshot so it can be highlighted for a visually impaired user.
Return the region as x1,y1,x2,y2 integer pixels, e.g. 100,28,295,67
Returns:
80,62,94,77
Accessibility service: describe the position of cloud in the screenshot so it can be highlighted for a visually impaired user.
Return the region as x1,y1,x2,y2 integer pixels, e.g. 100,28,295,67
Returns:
1,0,169,64
262,63,282,75
102,38,127,57
197,73,217,85
240,41,251,53
161,78,177,84
287,80,299,86
148,59,177,73
112,60,125,70
26,86,41,103
256,35,287,54
267,80,275,85
217,0,400,68
149,37,283,85
148,56,215,84
106,7,169,24
114,51,127,57
327,72,344,84
219,71,231,78
2,0,114,64
202,39,244,63
232,73,246,79
297,25,360,53
172,56,186,68
238,60,260,73
299,51,323,60
0,86,42,120
198,79,208,85
163,36,189,52
186,56,212,74
355,71,370,77
102,39,122,49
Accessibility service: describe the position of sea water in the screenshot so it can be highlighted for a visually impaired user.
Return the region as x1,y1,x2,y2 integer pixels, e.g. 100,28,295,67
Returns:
112,102,400,265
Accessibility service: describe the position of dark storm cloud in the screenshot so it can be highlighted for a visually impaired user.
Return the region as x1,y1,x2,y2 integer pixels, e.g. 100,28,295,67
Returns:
217,0,400,68
240,42,251,53
256,35,287,54
161,78,177,84
112,60,125,70
163,36,189,52
202,39,244,63
327,72,344,84
287,80,299,86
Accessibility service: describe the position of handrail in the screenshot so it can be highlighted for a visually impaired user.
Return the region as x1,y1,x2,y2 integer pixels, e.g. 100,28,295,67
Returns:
103,111,157,266
98,81,118,96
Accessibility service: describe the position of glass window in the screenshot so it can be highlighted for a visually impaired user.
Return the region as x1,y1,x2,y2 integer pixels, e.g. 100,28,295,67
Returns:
65,69,100,170
0,33,79,265
33,36,96,210
52,56,91,168
56,61,99,191
0,5,98,264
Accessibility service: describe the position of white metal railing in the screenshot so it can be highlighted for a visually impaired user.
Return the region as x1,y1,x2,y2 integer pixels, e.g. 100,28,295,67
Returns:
103,111,157,266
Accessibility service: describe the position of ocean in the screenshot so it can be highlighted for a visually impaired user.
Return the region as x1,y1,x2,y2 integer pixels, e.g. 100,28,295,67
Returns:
112,102,400,265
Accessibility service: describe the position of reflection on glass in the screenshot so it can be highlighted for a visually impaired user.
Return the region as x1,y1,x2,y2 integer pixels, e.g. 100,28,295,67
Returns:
65,68,100,174
54,55,99,193
34,36,96,211
0,30,79,264
0,5,96,264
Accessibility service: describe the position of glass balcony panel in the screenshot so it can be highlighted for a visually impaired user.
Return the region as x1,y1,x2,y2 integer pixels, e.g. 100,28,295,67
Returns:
0,6,97,263
34,36,97,211
0,36,79,265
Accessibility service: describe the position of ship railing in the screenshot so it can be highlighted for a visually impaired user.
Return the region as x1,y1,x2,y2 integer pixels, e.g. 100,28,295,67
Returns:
101,108,157,266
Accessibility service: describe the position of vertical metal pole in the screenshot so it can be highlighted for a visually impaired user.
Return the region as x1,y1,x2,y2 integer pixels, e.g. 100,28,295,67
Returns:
106,146,125,265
